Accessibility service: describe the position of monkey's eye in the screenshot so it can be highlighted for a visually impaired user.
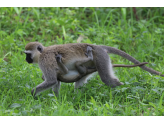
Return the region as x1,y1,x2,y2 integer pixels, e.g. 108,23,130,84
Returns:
37,47,41,51
37,45,43,53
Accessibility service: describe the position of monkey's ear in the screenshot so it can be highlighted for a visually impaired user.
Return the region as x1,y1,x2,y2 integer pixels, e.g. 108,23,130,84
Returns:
37,45,43,53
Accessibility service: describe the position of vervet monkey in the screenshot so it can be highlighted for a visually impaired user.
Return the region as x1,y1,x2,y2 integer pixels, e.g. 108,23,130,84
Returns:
24,42,163,96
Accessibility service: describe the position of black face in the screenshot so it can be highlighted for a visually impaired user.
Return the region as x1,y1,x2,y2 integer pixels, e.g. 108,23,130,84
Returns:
25,53,33,63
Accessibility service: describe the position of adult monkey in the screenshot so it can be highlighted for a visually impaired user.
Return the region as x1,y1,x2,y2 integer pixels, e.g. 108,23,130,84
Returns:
24,42,162,96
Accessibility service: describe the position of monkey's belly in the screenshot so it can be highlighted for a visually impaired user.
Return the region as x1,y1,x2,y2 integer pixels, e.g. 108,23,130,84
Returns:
58,70,81,83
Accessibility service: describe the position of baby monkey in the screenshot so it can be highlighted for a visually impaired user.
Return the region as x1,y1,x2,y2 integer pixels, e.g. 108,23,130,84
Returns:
56,46,94,76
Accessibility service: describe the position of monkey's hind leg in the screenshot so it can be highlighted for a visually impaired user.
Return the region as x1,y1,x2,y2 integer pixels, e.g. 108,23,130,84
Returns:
93,47,123,88
75,46,94,75
74,73,94,91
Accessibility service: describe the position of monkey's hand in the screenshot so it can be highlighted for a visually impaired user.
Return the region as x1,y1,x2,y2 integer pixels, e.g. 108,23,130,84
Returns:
56,54,62,63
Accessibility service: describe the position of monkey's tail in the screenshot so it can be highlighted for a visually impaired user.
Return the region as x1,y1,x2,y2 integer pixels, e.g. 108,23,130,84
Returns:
101,45,164,77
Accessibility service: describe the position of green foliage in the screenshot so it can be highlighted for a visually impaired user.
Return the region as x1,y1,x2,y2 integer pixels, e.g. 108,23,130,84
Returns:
1,7,164,116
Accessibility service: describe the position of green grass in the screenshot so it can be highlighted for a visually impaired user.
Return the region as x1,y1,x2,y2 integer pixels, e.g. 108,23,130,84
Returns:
1,7,164,116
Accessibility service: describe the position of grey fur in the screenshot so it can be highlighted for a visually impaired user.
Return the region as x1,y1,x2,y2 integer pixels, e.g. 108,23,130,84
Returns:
24,42,162,97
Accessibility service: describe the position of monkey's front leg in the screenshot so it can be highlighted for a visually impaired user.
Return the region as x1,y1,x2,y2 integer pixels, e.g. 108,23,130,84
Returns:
31,80,58,97
32,58,60,97
52,81,61,96
39,75,61,96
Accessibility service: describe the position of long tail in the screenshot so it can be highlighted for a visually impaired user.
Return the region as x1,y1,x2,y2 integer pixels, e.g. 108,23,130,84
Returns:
101,45,164,77
113,62,148,67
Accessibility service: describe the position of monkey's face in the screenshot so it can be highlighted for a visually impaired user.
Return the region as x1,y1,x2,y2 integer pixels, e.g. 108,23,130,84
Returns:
24,43,44,64
24,50,41,64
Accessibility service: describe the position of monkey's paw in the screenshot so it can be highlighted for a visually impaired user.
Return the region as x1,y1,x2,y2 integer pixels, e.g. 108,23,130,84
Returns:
110,79,124,88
